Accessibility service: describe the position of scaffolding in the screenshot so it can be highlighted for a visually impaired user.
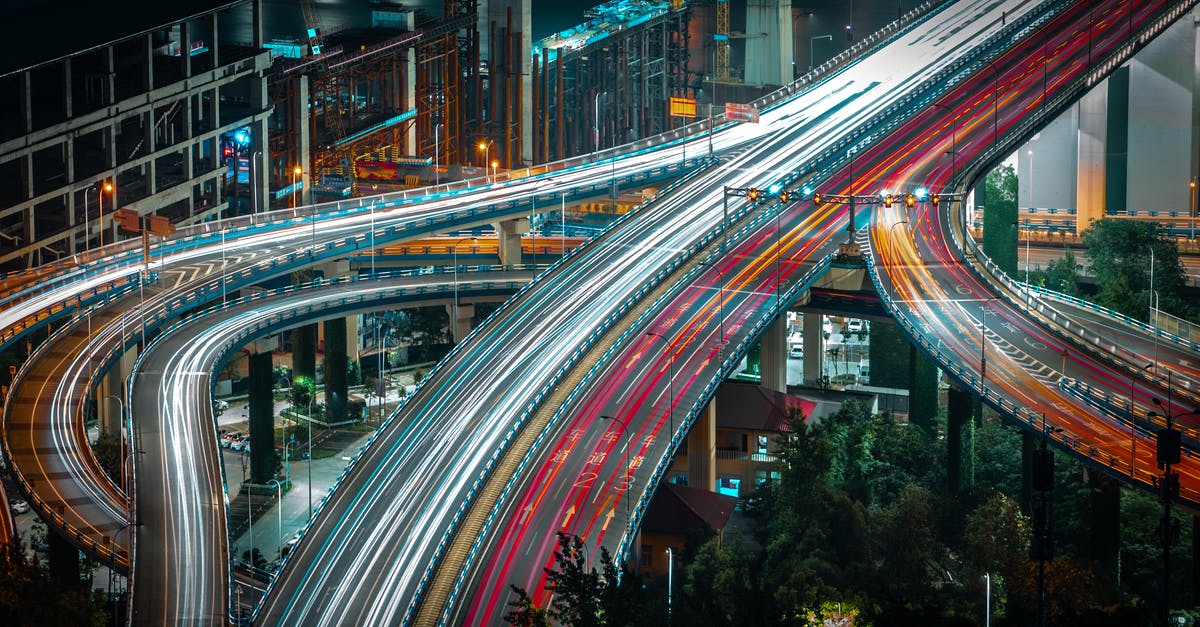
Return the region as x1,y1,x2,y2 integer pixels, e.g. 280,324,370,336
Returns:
534,3,692,163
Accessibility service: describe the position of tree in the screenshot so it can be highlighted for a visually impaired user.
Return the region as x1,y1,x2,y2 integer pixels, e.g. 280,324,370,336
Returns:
290,375,314,412
983,165,1019,276
1081,218,1189,320
92,429,123,484
1029,247,1082,296
505,533,647,627
1096,273,1140,319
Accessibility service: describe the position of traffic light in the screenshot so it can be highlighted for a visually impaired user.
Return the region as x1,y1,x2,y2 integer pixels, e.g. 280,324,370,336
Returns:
747,188,760,203
904,193,916,208
812,192,822,205
779,190,790,204
883,194,894,208
931,194,940,207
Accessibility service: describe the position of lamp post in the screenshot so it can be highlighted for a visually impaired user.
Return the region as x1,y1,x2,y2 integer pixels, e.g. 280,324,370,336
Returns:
250,150,262,223
490,159,499,181
477,140,494,181
984,572,991,627
888,220,910,267
292,166,302,210
434,123,443,186
266,478,282,557
594,91,608,153
810,35,832,72
1130,361,1153,479
932,101,957,184
979,301,994,384
645,331,675,438
451,237,476,343
307,394,313,521
601,414,631,519
98,181,113,249
1190,179,1196,241
666,547,674,623
1147,393,1188,627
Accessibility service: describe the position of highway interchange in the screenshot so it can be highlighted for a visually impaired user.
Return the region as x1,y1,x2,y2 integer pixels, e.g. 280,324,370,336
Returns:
2,0,1200,624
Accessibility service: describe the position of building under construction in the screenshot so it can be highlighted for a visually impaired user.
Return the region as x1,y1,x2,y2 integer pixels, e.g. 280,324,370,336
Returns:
527,0,694,164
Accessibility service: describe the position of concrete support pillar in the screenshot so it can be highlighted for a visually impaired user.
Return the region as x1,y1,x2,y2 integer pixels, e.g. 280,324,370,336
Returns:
404,48,417,155
1021,430,1035,515
1076,83,1108,229
208,13,220,67
494,218,527,266
19,70,31,134
1088,469,1121,574
1019,110,1076,222
180,22,192,78
802,312,824,386
251,0,263,48
296,75,311,206
687,399,716,492
47,530,81,590
62,58,72,119
97,352,133,437
445,303,475,344
1104,66,1130,215
759,317,786,393
744,0,793,86
247,349,274,485
144,34,154,92
909,344,938,430
322,318,348,424
1128,17,1194,216
947,383,972,493
346,314,360,366
291,324,317,385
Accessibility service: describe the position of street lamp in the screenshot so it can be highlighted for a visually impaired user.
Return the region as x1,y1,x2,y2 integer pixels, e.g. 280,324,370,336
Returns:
266,478,282,557
477,140,494,180
979,300,994,384
601,414,631,519
932,101,957,184
96,181,114,249
1190,179,1197,241
645,331,675,438
1147,392,1189,626
451,237,476,343
292,166,302,210
490,159,499,181
1130,361,1154,480
434,122,443,186
810,35,832,72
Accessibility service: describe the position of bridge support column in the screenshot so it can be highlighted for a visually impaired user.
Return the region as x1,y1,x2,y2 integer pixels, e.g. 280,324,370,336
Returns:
295,75,311,207
445,303,475,344
759,317,786,393
47,530,81,590
687,400,716,492
1076,82,1108,228
291,324,316,387
802,313,824,386
247,344,275,485
1126,17,1195,219
744,0,794,86
1021,430,1035,515
493,218,528,266
323,318,348,424
1087,469,1120,575
947,383,972,493
97,347,136,437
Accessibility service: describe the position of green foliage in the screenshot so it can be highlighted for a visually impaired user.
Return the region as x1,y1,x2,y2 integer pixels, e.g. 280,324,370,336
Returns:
346,360,361,386
983,165,1019,276
505,533,652,627
290,375,314,411
1028,247,1083,296
0,541,110,626
92,429,123,484
1081,218,1190,320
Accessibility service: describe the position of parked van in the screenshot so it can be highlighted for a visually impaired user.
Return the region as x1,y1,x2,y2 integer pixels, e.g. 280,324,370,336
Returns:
857,359,870,384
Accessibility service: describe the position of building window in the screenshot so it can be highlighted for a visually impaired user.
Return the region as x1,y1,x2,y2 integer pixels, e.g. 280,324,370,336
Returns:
641,545,653,568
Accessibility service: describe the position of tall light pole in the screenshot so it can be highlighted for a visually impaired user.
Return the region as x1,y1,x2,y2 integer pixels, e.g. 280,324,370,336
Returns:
477,140,494,181
979,301,994,384
594,91,608,153
984,572,991,627
666,547,674,622
451,237,476,343
1130,361,1153,479
292,166,302,209
250,150,262,223
810,34,832,71
307,394,313,521
1190,179,1197,241
434,123,443,186
645,331,675,437
98,181,113,249
601,414,631,519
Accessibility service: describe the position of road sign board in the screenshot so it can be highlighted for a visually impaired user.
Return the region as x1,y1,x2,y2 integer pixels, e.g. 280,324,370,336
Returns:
669,97,696,118
724,102,760,123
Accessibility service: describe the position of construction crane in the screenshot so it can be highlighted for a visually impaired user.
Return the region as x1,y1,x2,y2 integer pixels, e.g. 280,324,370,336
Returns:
715,0,730,80
299,0,352,187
